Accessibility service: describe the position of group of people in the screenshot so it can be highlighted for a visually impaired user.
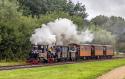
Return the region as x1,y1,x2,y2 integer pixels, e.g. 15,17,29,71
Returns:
47,46,62,63
31,46,62,63
30,45,78,63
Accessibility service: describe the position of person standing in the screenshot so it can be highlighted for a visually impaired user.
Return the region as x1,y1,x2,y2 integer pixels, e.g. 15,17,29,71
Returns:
69,46,77,61
56,46,62,61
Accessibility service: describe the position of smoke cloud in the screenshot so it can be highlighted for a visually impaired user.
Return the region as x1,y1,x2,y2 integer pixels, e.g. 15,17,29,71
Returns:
30,18,94,45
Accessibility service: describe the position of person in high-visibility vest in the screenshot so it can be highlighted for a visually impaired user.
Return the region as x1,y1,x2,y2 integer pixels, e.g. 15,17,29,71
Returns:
48,47,54,63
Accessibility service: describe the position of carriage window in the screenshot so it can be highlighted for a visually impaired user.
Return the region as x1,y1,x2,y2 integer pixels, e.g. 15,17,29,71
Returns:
85,46,88,50
107,47,109,50
96,47,99,50
84,46,87,50
107,47,112,50
101,47,103,50
80,46,84,50
98,47,102,50
95,47,97,50
85,46,90,50
95,46,102,50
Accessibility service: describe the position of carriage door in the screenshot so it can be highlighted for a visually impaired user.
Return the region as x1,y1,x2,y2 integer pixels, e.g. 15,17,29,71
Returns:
103,46,107,55
91,45,95,56
69,45,75,60
69,46,72,60
76,46,80,58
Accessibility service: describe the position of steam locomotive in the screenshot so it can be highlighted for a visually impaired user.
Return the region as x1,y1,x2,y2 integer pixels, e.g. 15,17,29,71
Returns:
27,44,114,64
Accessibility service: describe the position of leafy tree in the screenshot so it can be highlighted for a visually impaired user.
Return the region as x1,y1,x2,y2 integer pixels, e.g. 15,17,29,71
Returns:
0,0,39,60
38,11,84,29
89,25,116,45
17,0,87,19
91,15,125,35
93,29,116,45
17,0,67,17
91,15,109,26
73,2,87,18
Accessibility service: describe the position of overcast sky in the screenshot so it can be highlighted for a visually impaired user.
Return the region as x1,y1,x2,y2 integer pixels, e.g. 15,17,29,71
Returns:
72,0,125,20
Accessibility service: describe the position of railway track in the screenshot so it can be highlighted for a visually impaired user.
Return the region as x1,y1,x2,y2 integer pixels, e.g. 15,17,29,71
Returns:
0,56,124,71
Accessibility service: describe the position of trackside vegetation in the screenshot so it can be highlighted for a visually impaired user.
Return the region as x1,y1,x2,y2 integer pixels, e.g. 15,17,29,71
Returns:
0,61,26,66
0,59,125,79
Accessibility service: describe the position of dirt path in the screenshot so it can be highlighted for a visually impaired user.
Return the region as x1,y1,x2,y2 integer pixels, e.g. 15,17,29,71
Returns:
97,66,125,79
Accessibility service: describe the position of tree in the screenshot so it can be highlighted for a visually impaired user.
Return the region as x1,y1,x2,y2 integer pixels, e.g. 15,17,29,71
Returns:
73,2,87,19
91,15,125,35
93,29,116,45
89,25,116,45
38,11,84,29
0,0,39,60
91,15,109,26
17,0,67,17
17,0,87,20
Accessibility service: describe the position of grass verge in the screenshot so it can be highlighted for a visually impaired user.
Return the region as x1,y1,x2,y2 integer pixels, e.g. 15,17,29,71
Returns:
0,59,125,79
0,61,26,66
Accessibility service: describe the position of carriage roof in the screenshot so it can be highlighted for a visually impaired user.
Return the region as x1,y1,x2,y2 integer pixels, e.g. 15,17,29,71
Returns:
68,43,112,47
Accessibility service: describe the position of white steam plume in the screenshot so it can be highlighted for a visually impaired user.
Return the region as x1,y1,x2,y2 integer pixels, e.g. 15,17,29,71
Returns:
30,26,56,45
78,29,94,43
30,18,94,45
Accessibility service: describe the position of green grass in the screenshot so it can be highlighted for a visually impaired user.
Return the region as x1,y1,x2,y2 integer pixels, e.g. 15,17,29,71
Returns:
0,61,26,66
0,59,125,79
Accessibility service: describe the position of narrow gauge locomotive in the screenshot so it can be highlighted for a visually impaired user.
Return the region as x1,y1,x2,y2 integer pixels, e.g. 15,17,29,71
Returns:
27,44,114,64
